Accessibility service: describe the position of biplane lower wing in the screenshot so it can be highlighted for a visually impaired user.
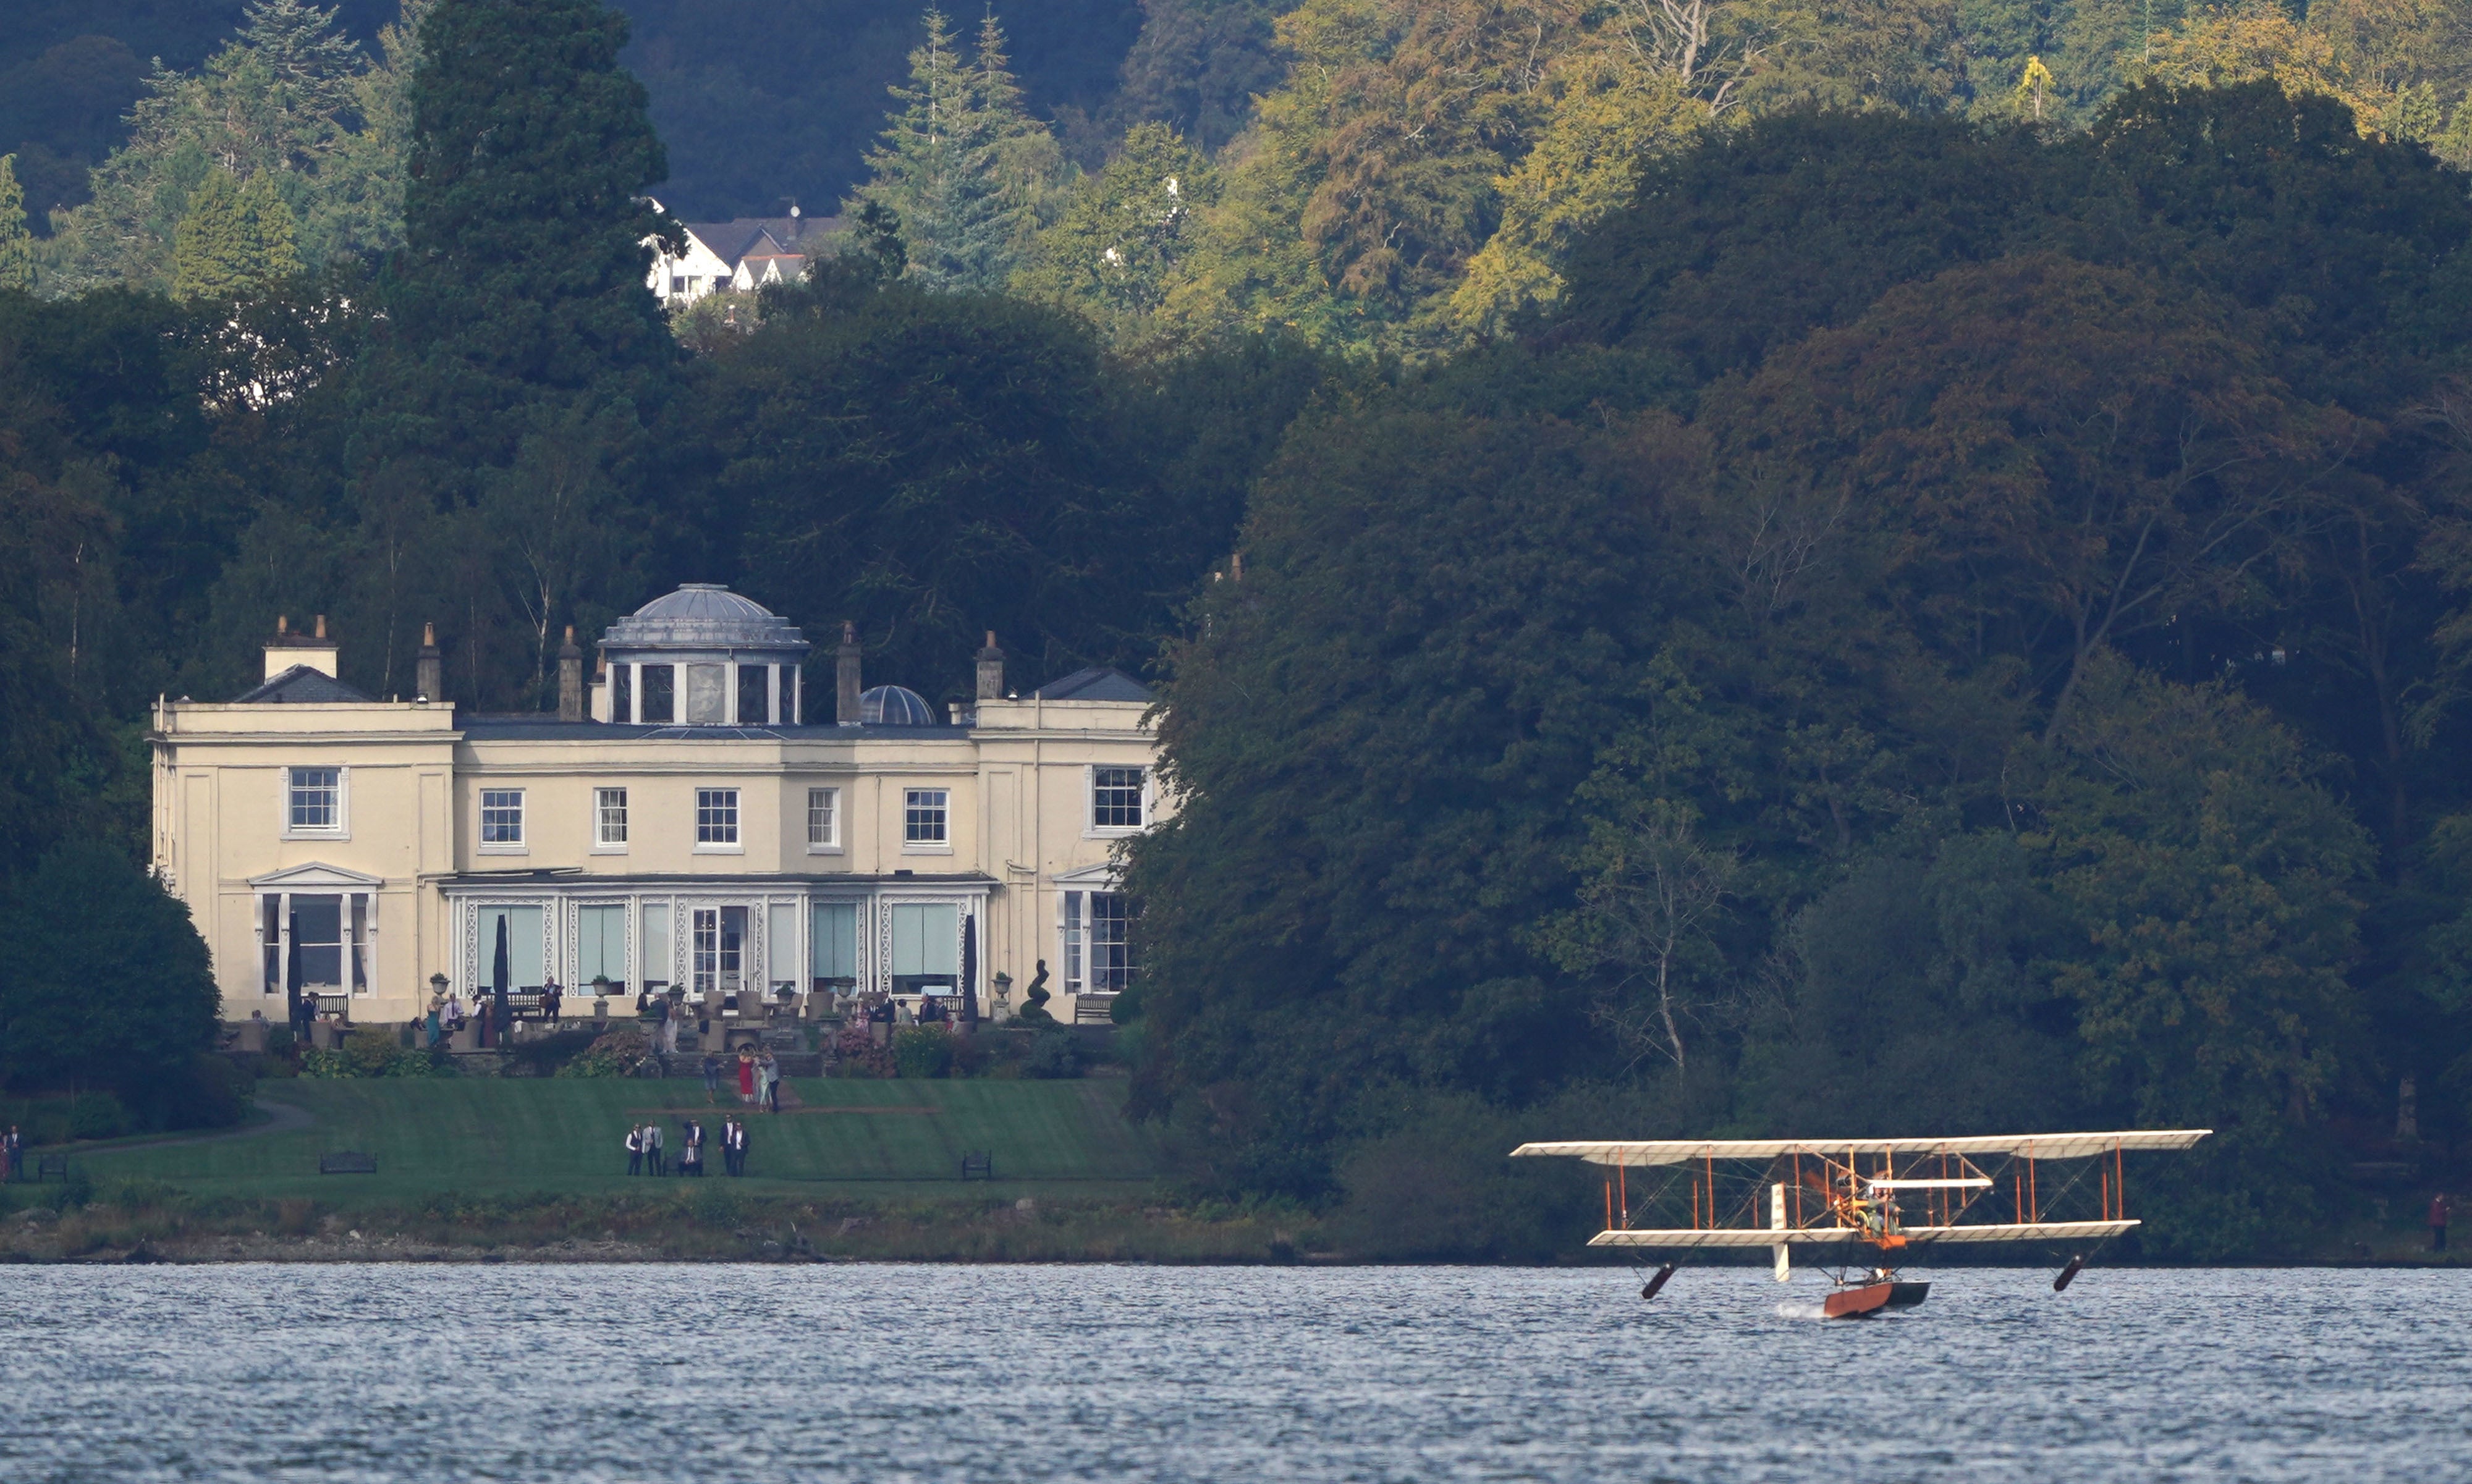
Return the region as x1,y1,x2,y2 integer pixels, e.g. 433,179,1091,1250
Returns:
1585,1220,2138,1249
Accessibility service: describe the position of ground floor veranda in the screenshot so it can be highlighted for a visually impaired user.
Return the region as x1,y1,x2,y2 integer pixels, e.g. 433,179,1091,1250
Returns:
222,865,1132,1031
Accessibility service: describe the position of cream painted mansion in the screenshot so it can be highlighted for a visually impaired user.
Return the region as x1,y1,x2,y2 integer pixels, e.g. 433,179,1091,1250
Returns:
148,585,1158,1028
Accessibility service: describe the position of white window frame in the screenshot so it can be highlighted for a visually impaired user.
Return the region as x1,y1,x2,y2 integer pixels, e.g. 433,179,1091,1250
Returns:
260,888,379,995
478,787,527,853
281,765,349,840
806,786,842,853
594,786,629,851
1087,890,1133,993
1057,887,1134,995
574,900,631,993
695,786,742,852
1088,764,1148,837
903,787,950,852
1061,890,1084,993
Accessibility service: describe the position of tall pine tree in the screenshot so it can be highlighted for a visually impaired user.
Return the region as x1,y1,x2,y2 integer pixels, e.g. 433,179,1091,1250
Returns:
847,9,1059,293
242,172,305,282
970,11,1066,280
171,169,305,301
172,169,255,301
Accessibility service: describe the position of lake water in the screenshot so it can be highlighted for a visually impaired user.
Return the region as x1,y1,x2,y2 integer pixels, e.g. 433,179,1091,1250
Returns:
2,1265,2464,1482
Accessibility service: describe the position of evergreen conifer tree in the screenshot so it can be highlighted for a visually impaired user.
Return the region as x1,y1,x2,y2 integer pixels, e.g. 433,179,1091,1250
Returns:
849,11,975,289
172,169,256,301
172,168,306,301
971,11,1065,277
49,0,372,295
392,0,677,410
242,171,305,282
848,9,1059,293
237,0,366,124
0,155,33,292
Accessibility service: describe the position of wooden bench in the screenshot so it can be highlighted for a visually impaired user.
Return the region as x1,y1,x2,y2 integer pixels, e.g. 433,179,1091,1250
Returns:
34,1153,68,1183
318,1152,378,1174
959,1151,993,1181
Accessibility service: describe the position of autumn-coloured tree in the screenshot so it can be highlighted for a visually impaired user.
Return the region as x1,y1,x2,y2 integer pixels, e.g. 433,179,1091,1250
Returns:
1167,0,1594,350
1446,56,1704,337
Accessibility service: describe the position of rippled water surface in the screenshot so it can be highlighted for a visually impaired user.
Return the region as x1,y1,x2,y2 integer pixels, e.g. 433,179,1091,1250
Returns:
4,1265,2466,1482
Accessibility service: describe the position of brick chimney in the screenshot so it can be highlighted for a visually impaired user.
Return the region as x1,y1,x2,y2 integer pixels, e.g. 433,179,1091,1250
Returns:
557,625,585,721
415,622,442,702
263,612,341,681
975,630,1006,701
836,622,863,725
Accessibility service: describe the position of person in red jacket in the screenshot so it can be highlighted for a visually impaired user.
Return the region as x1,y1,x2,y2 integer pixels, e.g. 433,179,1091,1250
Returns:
2431,1193,2453,1253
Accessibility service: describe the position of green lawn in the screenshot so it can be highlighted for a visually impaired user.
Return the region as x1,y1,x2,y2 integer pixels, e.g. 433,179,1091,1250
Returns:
77,1077,1170,1204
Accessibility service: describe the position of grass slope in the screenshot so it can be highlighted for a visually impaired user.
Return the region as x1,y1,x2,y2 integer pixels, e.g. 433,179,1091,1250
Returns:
77,1078,1169,1203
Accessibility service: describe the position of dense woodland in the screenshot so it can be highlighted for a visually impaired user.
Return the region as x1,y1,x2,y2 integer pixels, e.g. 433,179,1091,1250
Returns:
6,0,2472,1255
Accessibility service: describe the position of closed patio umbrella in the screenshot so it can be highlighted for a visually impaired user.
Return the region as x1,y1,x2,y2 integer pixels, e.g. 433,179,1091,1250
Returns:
959,914,978,1028
491,915,512,1047
285,913,304,1031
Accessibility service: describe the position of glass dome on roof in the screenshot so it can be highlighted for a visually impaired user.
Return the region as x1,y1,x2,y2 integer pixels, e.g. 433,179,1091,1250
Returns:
860,685,937,727
599,583,808,656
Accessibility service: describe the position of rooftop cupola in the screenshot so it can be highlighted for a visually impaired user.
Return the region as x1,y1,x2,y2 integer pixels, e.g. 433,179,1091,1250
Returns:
597,584,810,726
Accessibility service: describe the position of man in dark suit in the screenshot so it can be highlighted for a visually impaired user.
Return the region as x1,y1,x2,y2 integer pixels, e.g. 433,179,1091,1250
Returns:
724,1117,749,1176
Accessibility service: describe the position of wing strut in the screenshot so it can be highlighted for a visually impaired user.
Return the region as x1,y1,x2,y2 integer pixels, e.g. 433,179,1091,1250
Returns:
1770,1182,1788,1282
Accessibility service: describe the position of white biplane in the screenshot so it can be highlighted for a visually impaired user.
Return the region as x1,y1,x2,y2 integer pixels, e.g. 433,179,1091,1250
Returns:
1511,1130,2211,1318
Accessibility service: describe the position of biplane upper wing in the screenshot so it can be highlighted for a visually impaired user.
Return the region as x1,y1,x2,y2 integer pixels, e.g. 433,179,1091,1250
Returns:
1584,1220,2138,1249
1509,1131,2211,1166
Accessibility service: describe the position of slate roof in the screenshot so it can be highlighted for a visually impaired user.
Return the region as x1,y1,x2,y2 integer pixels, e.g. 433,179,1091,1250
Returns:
1031,667,1154,702
454,718,965,741
233,665,375,704
683,214,844,268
